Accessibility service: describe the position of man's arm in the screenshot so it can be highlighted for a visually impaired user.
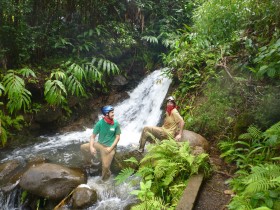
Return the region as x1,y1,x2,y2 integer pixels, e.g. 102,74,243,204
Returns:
89,133,97,155
175,118,185,141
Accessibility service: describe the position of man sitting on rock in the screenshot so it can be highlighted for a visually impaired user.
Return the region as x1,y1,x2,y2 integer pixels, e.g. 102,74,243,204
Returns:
81,105,121,181
137,96,185,153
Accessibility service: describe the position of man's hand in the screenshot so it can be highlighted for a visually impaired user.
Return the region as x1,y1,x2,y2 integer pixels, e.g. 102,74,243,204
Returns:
90,146,97,155
105,147,113,153
175,134,182,141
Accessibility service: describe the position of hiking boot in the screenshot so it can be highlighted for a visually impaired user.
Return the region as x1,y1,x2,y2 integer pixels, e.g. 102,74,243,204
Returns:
86,167,99,176
136,148,144,153
91,157,101,166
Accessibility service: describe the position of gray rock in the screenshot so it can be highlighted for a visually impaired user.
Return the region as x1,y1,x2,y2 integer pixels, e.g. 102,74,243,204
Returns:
71,186,98,209
180,130,209,151
19,163,86,200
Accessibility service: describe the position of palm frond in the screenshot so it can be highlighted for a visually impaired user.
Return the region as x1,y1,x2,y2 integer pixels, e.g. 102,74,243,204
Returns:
141,36,159,44
18,68,36,78
44,80,67,106
2,70,32,113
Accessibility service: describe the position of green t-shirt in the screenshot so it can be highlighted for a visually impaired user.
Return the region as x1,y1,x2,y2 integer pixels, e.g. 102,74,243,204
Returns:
93,118,121,147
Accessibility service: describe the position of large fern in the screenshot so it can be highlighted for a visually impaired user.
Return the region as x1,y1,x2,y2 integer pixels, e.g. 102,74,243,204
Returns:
228,164,280,210
243,164,280,194
117,139,210,208
219,121,280,170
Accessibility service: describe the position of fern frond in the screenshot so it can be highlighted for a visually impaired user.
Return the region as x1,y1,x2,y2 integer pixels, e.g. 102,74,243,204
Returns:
228,194,253,210
162,163,178,186
124,157,139,165
154,159,169,179
263,121,280,147
131,196,167,210
114,167,135,185
243,164,280,194
239,125,262,141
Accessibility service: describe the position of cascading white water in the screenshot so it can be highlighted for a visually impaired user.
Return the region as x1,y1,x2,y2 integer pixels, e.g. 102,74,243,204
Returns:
1,69,171,162
0,69,172,209
114,69,172,146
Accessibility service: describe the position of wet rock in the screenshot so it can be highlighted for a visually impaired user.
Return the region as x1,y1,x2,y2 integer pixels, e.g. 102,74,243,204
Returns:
34,106,63,123
107,91,129,105
111,150,142,173
19,163,86,200
71,185,98,209
180,130,209,151
112,75,128,87
0,160,21,181
0,157,47,193
0,159,25,191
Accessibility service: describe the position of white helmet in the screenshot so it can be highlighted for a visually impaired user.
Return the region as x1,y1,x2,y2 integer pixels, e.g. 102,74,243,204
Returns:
166,96,176,103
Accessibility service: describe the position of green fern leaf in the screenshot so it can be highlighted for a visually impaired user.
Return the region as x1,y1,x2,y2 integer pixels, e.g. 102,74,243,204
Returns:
114,167,135,185
124,157,139,165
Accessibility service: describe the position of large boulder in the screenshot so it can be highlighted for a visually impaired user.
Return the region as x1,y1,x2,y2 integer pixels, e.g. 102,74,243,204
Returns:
19,163,86,200
180,130,209,152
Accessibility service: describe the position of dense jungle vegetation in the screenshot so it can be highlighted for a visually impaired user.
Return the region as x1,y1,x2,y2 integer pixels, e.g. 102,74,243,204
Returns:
1,0,280,209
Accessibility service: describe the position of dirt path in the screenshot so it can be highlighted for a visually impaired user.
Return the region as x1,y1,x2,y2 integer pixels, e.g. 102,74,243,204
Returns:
194,143,233,210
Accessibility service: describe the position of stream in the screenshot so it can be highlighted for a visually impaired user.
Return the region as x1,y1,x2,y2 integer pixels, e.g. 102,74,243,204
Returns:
0,69,172,209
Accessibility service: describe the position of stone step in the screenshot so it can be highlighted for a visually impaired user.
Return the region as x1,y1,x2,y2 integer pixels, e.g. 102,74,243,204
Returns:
176,173,204,210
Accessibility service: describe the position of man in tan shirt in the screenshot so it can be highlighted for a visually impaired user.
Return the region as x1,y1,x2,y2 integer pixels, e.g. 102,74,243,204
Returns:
137,96,185,153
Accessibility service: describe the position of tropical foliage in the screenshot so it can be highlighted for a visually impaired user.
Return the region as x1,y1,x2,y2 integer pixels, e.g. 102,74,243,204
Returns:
115,139,210,209
219,121,280,209
228,164,280,210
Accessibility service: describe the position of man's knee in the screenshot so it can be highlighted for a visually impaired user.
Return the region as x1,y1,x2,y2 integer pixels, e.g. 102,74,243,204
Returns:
143,126,151,133
80,143,90,153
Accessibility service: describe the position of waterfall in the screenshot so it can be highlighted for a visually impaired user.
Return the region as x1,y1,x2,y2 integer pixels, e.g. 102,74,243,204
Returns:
0,69,172,209
1,69,171,162
114,69,172,146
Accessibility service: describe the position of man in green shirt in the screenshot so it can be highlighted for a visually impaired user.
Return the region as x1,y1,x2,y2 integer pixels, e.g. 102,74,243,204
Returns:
81,105,121,181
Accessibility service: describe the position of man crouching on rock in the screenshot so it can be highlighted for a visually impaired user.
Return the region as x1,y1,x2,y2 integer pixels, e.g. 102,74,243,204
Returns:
80,105,121,181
